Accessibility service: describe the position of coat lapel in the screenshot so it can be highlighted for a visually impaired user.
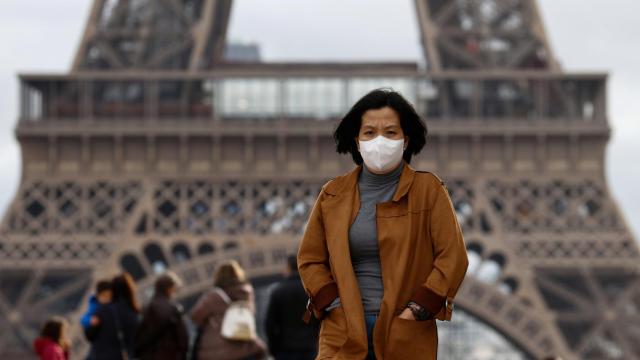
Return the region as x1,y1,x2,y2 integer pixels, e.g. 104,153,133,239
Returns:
321,165,361,230
320,166,368,356
392,162,416,202
320,164,361,292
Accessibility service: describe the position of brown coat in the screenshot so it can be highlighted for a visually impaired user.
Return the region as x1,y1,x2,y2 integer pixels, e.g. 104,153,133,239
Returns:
189,283,267,360
297,162,469,359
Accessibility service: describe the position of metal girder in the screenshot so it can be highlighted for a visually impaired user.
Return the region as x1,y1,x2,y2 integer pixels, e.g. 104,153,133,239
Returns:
414,0,560,71
72,0,233,71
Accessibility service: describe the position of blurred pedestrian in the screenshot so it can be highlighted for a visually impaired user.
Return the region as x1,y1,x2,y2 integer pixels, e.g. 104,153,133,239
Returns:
190,259,267,360
80,279,112,331
33,316,70,360
298,89,469,359
86,272,141,360
135,271,189,360
265,255,319,360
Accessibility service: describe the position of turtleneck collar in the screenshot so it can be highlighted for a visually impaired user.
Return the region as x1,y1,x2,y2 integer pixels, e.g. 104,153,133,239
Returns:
359,161,404,188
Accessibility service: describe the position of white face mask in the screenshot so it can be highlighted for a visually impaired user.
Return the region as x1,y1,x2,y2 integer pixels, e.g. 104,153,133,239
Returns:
358,135,406,173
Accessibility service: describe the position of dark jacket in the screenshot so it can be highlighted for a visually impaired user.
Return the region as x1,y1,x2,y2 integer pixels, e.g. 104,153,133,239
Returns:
135,294,189,360
265,273,319,356
85,300,140,360
190,283,267,360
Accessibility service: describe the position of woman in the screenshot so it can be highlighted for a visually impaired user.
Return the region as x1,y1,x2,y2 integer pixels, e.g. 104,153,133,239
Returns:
135,271,189,360
190,260,267,360
86,272,141,360
33,316,70,360
297,88,469,359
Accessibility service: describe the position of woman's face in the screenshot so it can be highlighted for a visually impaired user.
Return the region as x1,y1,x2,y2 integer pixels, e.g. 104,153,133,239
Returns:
356,106,407,144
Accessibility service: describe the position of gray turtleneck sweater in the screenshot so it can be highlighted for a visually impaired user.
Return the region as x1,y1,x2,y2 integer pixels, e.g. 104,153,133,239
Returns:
325,162,404,314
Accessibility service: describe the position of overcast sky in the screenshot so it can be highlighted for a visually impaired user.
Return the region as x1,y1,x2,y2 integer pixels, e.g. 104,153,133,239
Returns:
1,0,638,239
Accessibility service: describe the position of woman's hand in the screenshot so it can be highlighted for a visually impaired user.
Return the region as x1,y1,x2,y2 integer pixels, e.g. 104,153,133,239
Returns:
398,307,414,320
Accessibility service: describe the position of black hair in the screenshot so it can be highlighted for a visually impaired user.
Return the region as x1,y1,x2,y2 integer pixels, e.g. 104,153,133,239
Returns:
40,316,66,345
95,279,112,294
334,88,427,165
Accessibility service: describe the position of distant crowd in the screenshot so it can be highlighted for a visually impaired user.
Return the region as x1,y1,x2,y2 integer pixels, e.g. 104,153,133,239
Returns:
33,256,319,360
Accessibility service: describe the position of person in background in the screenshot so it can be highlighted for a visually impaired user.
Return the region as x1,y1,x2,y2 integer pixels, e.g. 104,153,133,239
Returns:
33,316,70,360
190,259,267,360
135,271,189,360
86,272,141,360
265,255,319,360
80,279,112,330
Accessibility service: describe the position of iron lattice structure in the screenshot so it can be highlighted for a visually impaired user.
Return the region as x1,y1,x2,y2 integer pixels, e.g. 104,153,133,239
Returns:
1,0,639,359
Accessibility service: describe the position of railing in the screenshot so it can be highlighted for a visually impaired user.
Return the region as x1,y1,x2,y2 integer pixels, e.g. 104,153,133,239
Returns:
19,71,607,124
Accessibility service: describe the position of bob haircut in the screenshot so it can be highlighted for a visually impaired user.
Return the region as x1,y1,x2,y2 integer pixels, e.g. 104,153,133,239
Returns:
334,88,427,165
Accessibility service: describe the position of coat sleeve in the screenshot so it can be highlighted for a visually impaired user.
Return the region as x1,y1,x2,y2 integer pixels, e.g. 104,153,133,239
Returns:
173,306,190,357
189,292,216,326
410,178,469,321
297,186,339,321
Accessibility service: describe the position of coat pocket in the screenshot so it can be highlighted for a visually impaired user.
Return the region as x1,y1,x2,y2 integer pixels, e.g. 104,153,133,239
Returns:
384,316,437,360
317,306,348,359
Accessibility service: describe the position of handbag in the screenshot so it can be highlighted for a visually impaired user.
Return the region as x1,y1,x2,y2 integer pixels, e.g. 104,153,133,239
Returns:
214,287,257,341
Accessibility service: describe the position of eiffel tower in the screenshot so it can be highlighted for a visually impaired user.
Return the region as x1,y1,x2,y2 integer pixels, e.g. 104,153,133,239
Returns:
2,0,639,359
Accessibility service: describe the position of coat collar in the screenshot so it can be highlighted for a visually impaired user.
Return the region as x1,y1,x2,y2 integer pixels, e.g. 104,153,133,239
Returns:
323,161,416,202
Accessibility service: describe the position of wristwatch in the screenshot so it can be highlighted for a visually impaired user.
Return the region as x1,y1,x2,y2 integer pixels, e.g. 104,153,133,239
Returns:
406,301,432,321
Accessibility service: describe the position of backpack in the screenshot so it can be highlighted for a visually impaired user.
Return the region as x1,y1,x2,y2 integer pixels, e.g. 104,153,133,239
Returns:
214,287,257,341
